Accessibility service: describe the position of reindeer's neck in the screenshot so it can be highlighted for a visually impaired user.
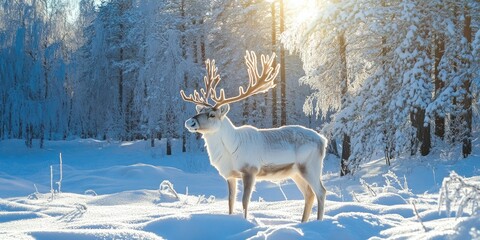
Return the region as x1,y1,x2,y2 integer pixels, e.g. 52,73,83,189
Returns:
203,117,240,163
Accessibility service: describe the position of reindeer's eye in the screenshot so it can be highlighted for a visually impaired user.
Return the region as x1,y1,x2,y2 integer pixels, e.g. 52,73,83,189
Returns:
209,113,215,118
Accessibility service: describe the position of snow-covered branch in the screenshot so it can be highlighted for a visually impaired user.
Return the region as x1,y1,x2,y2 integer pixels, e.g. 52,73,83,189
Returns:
438,171,480,218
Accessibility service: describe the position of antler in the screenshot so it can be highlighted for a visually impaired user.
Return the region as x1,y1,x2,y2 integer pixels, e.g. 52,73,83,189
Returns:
180,59,220,107
211,51,280,108
180,51,280,109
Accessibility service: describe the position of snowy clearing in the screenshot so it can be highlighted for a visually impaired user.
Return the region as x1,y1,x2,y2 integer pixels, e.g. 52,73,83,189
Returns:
0,139,479,239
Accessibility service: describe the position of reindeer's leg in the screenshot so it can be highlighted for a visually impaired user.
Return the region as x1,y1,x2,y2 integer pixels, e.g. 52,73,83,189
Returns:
292,175,315,222
241,171,255,219
317,180,327,220
302,169,327,221
227,178,237,215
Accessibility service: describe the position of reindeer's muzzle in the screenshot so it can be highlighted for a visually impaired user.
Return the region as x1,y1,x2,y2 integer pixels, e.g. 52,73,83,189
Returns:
185,118,199,132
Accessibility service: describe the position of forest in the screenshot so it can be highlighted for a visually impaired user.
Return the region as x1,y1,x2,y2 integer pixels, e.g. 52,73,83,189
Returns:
0,0,479,173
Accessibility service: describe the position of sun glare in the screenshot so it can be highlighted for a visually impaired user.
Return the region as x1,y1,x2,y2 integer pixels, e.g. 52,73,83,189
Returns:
285,0,318,23
267,0,315,10
286,0,311,10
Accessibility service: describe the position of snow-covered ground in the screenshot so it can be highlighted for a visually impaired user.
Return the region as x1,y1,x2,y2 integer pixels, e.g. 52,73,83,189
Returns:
0,139,479,240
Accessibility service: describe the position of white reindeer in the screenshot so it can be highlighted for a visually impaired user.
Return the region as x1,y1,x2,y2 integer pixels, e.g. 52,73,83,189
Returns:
180,51,327,222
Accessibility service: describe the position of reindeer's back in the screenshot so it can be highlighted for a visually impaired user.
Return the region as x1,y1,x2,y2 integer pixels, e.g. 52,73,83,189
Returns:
254,126,326,164
231,125,326,167
259,125,326,148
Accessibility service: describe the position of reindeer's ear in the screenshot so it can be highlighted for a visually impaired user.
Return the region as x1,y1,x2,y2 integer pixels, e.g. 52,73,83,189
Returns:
218,104,230,118
196,105,206,113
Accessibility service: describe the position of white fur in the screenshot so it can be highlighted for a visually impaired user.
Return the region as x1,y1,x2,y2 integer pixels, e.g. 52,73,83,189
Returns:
185,105,328,221
202,117,327,180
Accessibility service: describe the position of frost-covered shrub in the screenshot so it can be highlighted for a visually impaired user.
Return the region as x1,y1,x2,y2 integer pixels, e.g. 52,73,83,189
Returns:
196,195,215,204
75,203,88,212
27,193,39,200
359,171,411,197
355,171,412,203
56,153,63,193
84,189,98,196
382,170,411,194
438,171,480,217
360,178,377,197
27,184,41,200
49,165,55,201
159,180,180,201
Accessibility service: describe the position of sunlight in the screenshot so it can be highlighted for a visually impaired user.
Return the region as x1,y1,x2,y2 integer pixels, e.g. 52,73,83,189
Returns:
285,0,318,24
267,0,316,12
285,0,310,10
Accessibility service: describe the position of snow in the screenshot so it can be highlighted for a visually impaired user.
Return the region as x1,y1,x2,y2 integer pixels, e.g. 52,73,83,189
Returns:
0,139,479,239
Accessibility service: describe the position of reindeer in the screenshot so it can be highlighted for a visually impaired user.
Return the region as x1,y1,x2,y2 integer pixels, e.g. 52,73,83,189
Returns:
180,51,327,222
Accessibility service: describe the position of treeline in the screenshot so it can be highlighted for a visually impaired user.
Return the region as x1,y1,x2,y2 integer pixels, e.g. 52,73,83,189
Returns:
284,0,479,173
1,0,478,173
0,0,314,152
0,0,75,147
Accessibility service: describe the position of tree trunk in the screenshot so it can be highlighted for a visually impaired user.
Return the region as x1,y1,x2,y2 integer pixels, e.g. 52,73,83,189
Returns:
165,105,175,155
279,0,286,126
461,8,472,157
29,124,33,148
271,2,278,127
434,36,445,139
182,134,186,153
243,99,250,125
166,137,172,155
125,94,133,140
450,5,459,144
411,24,432,156
40,123,44,149
341,134,351,176
25,123,33,148
328,138,339,157
200,18,206,62
410,112,419,155
192,19,198,63
339,33,351,176
181,0,187,152
419,109,431,156
420,25,431,156
16,115,20,139
119,24,124,140
410,108,431,156
380,7,395,163
25,123,29,148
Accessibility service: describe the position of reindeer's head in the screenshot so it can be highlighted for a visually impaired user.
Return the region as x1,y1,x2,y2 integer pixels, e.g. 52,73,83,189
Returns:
184,104,230,134
181,51,280,134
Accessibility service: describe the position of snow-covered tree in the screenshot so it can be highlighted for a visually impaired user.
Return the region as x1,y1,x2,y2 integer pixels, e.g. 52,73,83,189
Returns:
0,0,74,147
284,0,479,173
284,0,372,173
